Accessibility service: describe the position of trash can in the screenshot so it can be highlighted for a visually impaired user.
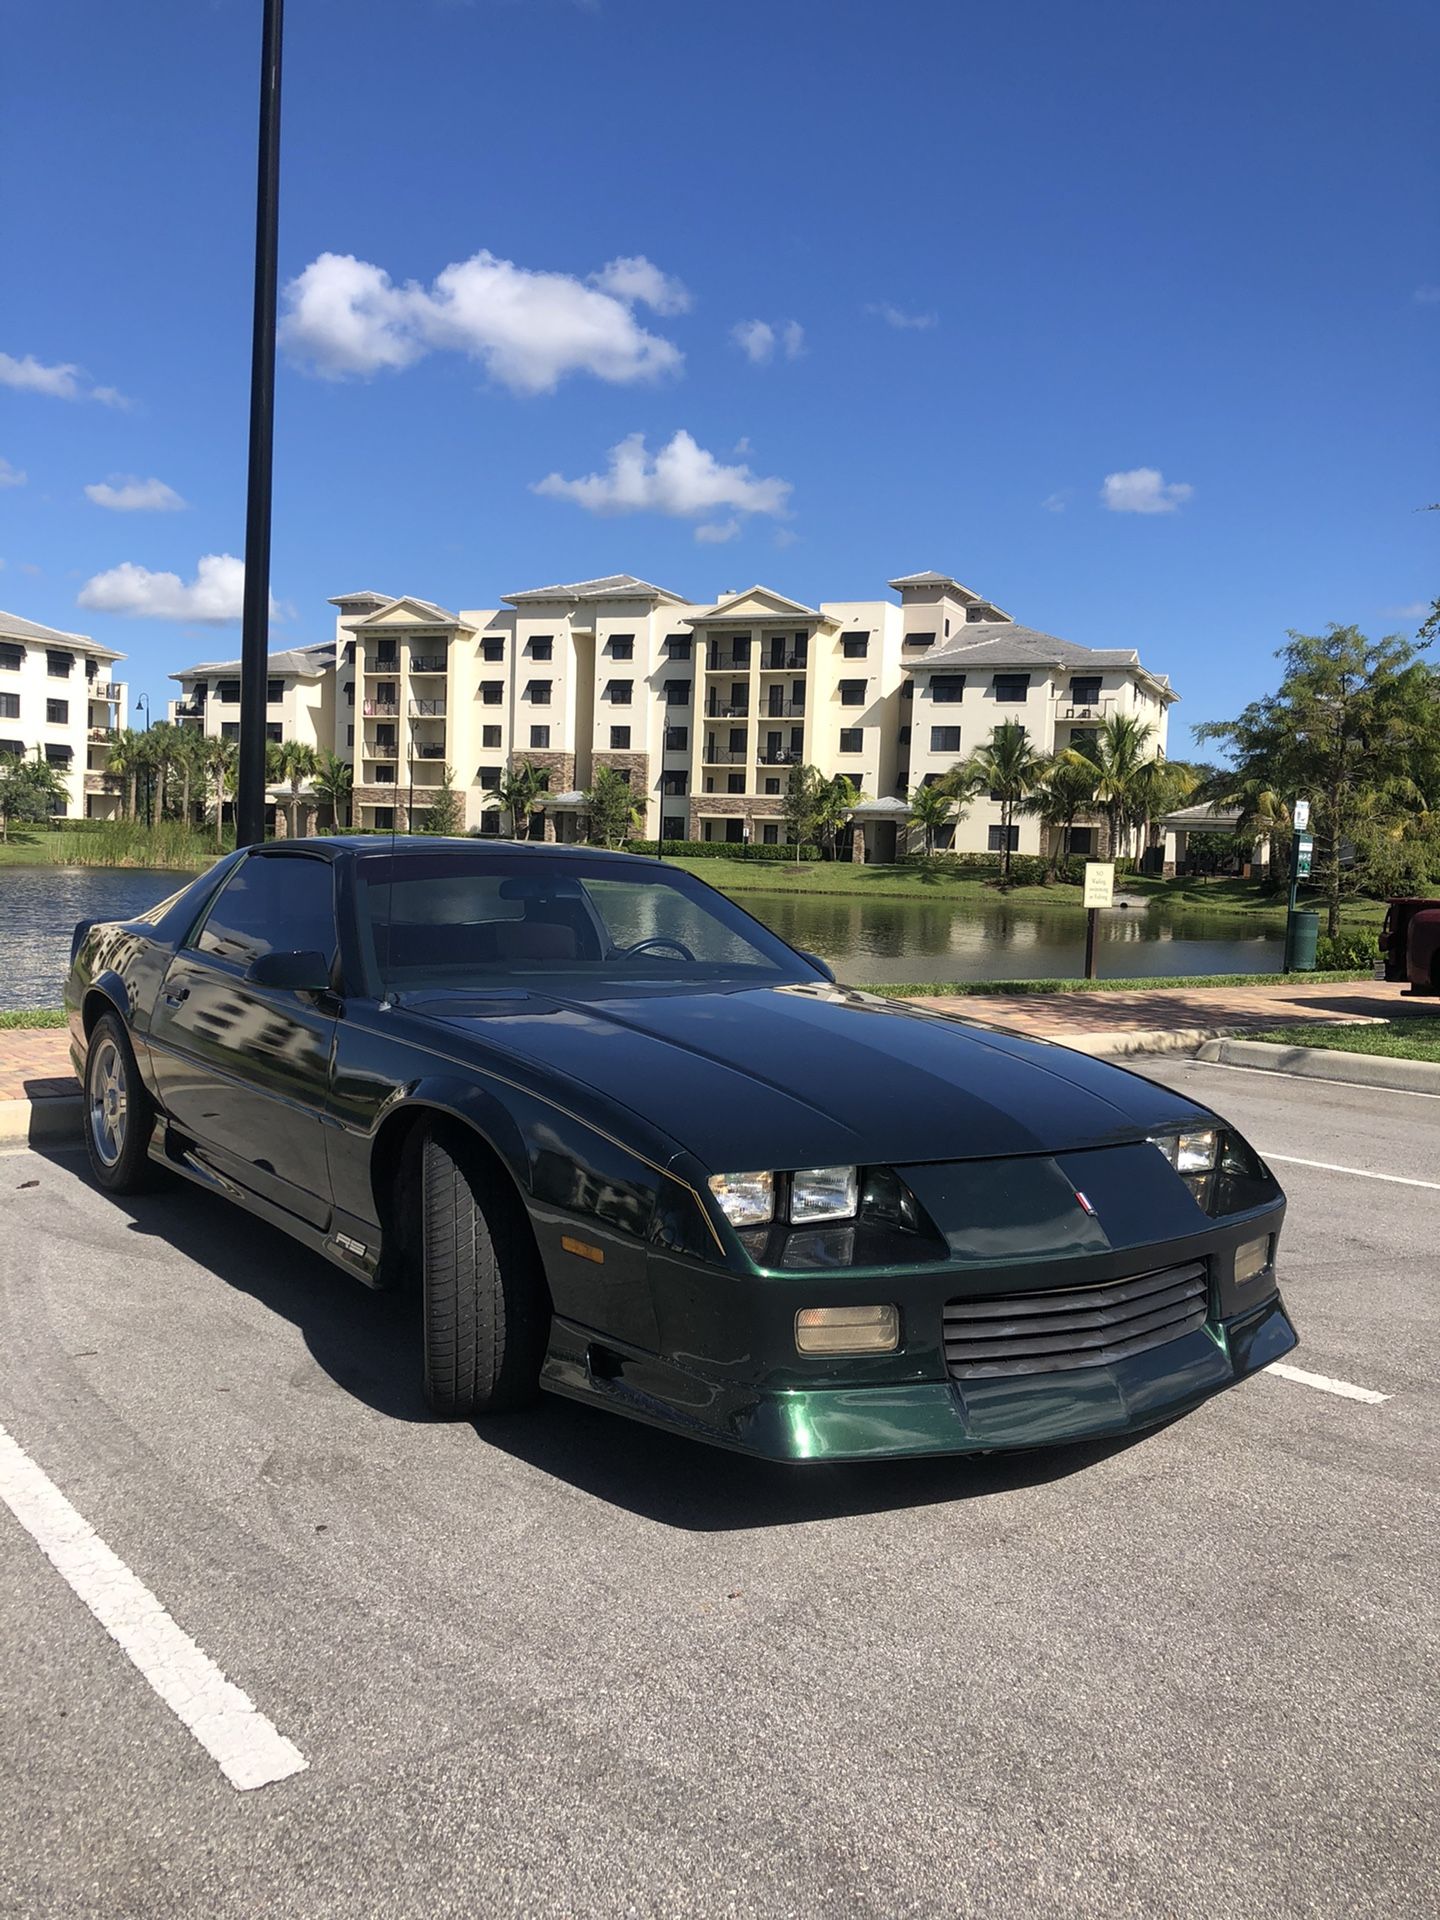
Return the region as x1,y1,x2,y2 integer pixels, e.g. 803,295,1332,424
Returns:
1285,908,1320,972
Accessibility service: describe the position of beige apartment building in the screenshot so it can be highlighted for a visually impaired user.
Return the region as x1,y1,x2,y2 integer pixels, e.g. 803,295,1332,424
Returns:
169,570,1176,857
0,610,128,819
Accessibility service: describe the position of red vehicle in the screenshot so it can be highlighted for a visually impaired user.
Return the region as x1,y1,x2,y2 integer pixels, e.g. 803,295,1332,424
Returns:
1380,897,1440,993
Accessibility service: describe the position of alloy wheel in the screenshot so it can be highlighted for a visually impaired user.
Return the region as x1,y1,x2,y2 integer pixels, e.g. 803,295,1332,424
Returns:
88,1036,128,1168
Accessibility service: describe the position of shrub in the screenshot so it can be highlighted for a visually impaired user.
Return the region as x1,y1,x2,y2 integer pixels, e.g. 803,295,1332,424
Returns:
1315,928,1381,970
624,839,822,862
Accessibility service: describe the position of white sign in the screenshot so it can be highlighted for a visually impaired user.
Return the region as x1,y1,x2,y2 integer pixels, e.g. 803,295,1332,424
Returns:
1083,861,1115,910
1293,799,1311,831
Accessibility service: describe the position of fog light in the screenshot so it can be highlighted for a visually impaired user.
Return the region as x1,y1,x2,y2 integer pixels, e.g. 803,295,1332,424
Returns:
795,1303,899,1355
1234,1234,1273,1286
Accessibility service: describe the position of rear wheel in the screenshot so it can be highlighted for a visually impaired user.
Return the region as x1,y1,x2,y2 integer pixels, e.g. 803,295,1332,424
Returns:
83,1011,158,1194
420,1124,547,1417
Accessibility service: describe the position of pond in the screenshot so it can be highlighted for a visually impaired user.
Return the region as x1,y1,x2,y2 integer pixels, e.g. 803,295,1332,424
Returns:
0,862,1285,1009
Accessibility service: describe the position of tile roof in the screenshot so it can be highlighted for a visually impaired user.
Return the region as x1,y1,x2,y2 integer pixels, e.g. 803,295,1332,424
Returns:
356,596,463,625
503,573,688,605
170,641,336,682
906,622,1142,670
887,570,983,598
0,609,118,657
327,590,393,606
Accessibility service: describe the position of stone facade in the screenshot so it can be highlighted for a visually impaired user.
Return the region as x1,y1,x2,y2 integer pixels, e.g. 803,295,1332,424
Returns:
590,749,651,792
512,748,575,794
687,792,787,841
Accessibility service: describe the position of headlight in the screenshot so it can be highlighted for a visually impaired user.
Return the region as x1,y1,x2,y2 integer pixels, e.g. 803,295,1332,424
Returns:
707,1170,774,1227
789,1166,859,1223
1150,1127,1219,1173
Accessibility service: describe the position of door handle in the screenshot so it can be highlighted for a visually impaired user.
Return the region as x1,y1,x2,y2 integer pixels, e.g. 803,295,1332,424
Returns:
164,986,190,1007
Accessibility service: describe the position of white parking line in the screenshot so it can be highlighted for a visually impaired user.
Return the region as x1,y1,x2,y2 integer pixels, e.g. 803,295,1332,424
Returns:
0,1419,307,1791
1262,1152,1440,1191
1177,1058,1440,1100
1266,1362,1391,1406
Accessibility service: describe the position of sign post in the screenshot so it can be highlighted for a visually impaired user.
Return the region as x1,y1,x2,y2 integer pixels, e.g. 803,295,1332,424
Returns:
1283,799,1313,974
1082,861,1114,981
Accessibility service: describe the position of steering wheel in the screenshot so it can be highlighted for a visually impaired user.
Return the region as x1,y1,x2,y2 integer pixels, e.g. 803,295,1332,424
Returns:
619,936,697,963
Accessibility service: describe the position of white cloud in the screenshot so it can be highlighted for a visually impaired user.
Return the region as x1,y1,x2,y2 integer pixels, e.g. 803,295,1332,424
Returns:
1383,601,1429,619
694,519,740,544
733,435,751,455
533,429,792,522
867,303,939,331
0,456,25,489
280,248,685,394
590,255,692,315
84,475,187,513
731,318,804,365
1413,286,1440,305
0,351,129,406
1100,467,1194,514
18,561,41,576
1041,490,1068,513
772,528,799,550
77,552,277,623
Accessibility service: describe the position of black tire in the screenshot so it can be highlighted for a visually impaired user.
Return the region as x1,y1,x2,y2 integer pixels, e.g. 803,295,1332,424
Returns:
83,1010,159,1194
420,1124,547,1417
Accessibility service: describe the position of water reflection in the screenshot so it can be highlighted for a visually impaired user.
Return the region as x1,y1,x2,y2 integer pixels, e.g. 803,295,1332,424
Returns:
1,866,188,1009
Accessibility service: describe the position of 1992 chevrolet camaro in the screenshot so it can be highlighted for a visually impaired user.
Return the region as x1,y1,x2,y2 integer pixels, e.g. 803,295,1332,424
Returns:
65,837,1297,1460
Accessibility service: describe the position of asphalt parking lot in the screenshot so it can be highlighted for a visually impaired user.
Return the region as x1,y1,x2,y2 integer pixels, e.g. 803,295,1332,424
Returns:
1,1060,1436,1920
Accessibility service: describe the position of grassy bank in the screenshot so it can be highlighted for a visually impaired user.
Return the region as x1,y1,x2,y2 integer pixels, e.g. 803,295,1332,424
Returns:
0,1008,68,1029
858,969,1375,998
1246,1018,1440,1063
0,823,220,870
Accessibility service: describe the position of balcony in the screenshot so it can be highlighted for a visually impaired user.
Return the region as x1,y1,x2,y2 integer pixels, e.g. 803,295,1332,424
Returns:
762,698,805,717
363,738,398,760
89,681,121,702
1059,700,1116,721
410,742,447,760
408,655,447,674
171,699,203,719
87,727,112,743
705,700,750,718
364,654,400,674
756,750,803,767
705,654,751,673
362,699,399,717
759,654,807,672
701,748,748,765
409,698,447,717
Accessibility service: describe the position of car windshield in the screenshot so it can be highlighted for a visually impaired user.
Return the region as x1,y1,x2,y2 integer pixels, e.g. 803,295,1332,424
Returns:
355,849,821,997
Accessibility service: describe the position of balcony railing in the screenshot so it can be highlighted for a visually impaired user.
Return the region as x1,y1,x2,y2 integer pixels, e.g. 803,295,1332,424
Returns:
756,750,803,766
89,681,121,701
410,743,447,760
705,700,749,718
362,699,399,717
1059,701,1115,721
87,727,112,742
364,654,400,673
171,699,203,718
705,654,751,673
759,653,807,671
762,699,805,717
363,739,398,760
409,699,447,717
409,655,447,674
701,748,748,765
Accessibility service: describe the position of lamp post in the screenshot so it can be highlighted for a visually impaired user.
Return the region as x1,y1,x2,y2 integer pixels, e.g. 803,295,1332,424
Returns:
135,694,152,826
236,0,284,848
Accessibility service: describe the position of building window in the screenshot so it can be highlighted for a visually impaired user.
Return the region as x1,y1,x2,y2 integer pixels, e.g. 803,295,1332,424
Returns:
930,675,965,703
0,643,24,671
612,769,632,787
478,767,501,790
1070,826,1096,855
662,772,687,796
266,678,283,703
930,726,962,753
842,633,869,658
898,725,912,745
218,679,240,703
1070,676,1102,707
0,692,17,719
482,724,502,748
344,681,354,705
530,725,550,749
838,727,864,754
346,725,355,747
376,766,396,784
662,815,686,841
726,773,745,794
988,825,1021,852
221,722,239,741
1068,728,1100,762
527,680,552,705
993,674,1030,703
665,635,691,659
47,651,74,678
763,777,780,795
610,726,631,749
481,682,504,705
529,636,553,661
839,680,866,706
905,631,936,648
665,679,691,706
482,637,505,661
265,722,282,743
664,726,688,752
44,743,73,765
608,680,633,705
608,635,634,660
374,807,395,831
0,737,23,755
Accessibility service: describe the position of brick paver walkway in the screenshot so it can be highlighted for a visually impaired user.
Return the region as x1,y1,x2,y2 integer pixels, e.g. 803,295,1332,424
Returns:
1,979,1432,1108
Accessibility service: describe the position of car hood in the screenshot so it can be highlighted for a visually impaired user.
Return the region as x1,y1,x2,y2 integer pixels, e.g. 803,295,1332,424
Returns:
411,983,1209,1172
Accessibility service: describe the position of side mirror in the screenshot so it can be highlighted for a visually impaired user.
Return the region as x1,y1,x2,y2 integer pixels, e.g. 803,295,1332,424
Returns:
245,949,333,993
798,950,837,983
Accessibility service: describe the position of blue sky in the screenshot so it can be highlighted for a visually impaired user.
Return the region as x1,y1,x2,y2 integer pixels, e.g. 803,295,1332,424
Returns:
2,0,1435,753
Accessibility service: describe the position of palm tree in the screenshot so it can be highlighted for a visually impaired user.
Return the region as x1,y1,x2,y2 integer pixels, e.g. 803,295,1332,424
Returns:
1062,713,1155,859
497,760,544,840
958,722,1049,888
815,775,862,860
1132,757,1199,869
104,728,146,822
907,781,956,856
1022,756,1100,877
273,740,318,837
311,750,353,831
171,726,204,827
202,736,237,852
144,722,180,821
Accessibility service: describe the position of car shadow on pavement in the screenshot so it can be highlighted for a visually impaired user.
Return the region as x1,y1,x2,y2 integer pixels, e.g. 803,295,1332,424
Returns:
73,1153,1167,1533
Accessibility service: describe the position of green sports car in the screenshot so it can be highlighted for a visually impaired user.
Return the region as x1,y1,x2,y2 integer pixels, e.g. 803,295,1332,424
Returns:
65,837,1296,1461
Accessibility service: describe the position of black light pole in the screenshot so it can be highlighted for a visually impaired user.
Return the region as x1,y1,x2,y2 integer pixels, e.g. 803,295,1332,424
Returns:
236,0,284,847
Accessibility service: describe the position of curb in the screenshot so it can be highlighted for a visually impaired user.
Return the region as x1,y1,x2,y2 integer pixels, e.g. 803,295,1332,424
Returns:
1195,1036,1440,1094
0,1095,82,1146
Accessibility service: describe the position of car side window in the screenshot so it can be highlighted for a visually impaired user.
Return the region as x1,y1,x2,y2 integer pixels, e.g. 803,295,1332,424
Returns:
190,854,338,969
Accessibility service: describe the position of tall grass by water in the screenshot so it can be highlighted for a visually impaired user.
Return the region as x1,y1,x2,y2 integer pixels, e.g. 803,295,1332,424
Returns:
0,821,222,869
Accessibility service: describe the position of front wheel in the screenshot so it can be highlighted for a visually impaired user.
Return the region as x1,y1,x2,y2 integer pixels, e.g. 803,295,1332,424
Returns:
83,1011,158,1193
420,1125,548,1418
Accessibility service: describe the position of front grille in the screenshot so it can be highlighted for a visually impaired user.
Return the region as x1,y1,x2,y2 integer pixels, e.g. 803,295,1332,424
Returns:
942,1261,1210,1380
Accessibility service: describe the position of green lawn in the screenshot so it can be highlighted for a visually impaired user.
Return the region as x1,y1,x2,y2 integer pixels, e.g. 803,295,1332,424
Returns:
1246,1018,1440,1064
0,1008,68,1029
860,969,1374,998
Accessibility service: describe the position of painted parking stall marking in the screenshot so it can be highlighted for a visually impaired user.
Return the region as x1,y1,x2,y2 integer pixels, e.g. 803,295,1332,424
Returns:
1265,1363,1392,1406
0,1419,307,1791
1262,1152,1440,1192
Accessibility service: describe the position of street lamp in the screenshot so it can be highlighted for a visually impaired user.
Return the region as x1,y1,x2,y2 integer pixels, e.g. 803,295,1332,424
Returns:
134,695,152,827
